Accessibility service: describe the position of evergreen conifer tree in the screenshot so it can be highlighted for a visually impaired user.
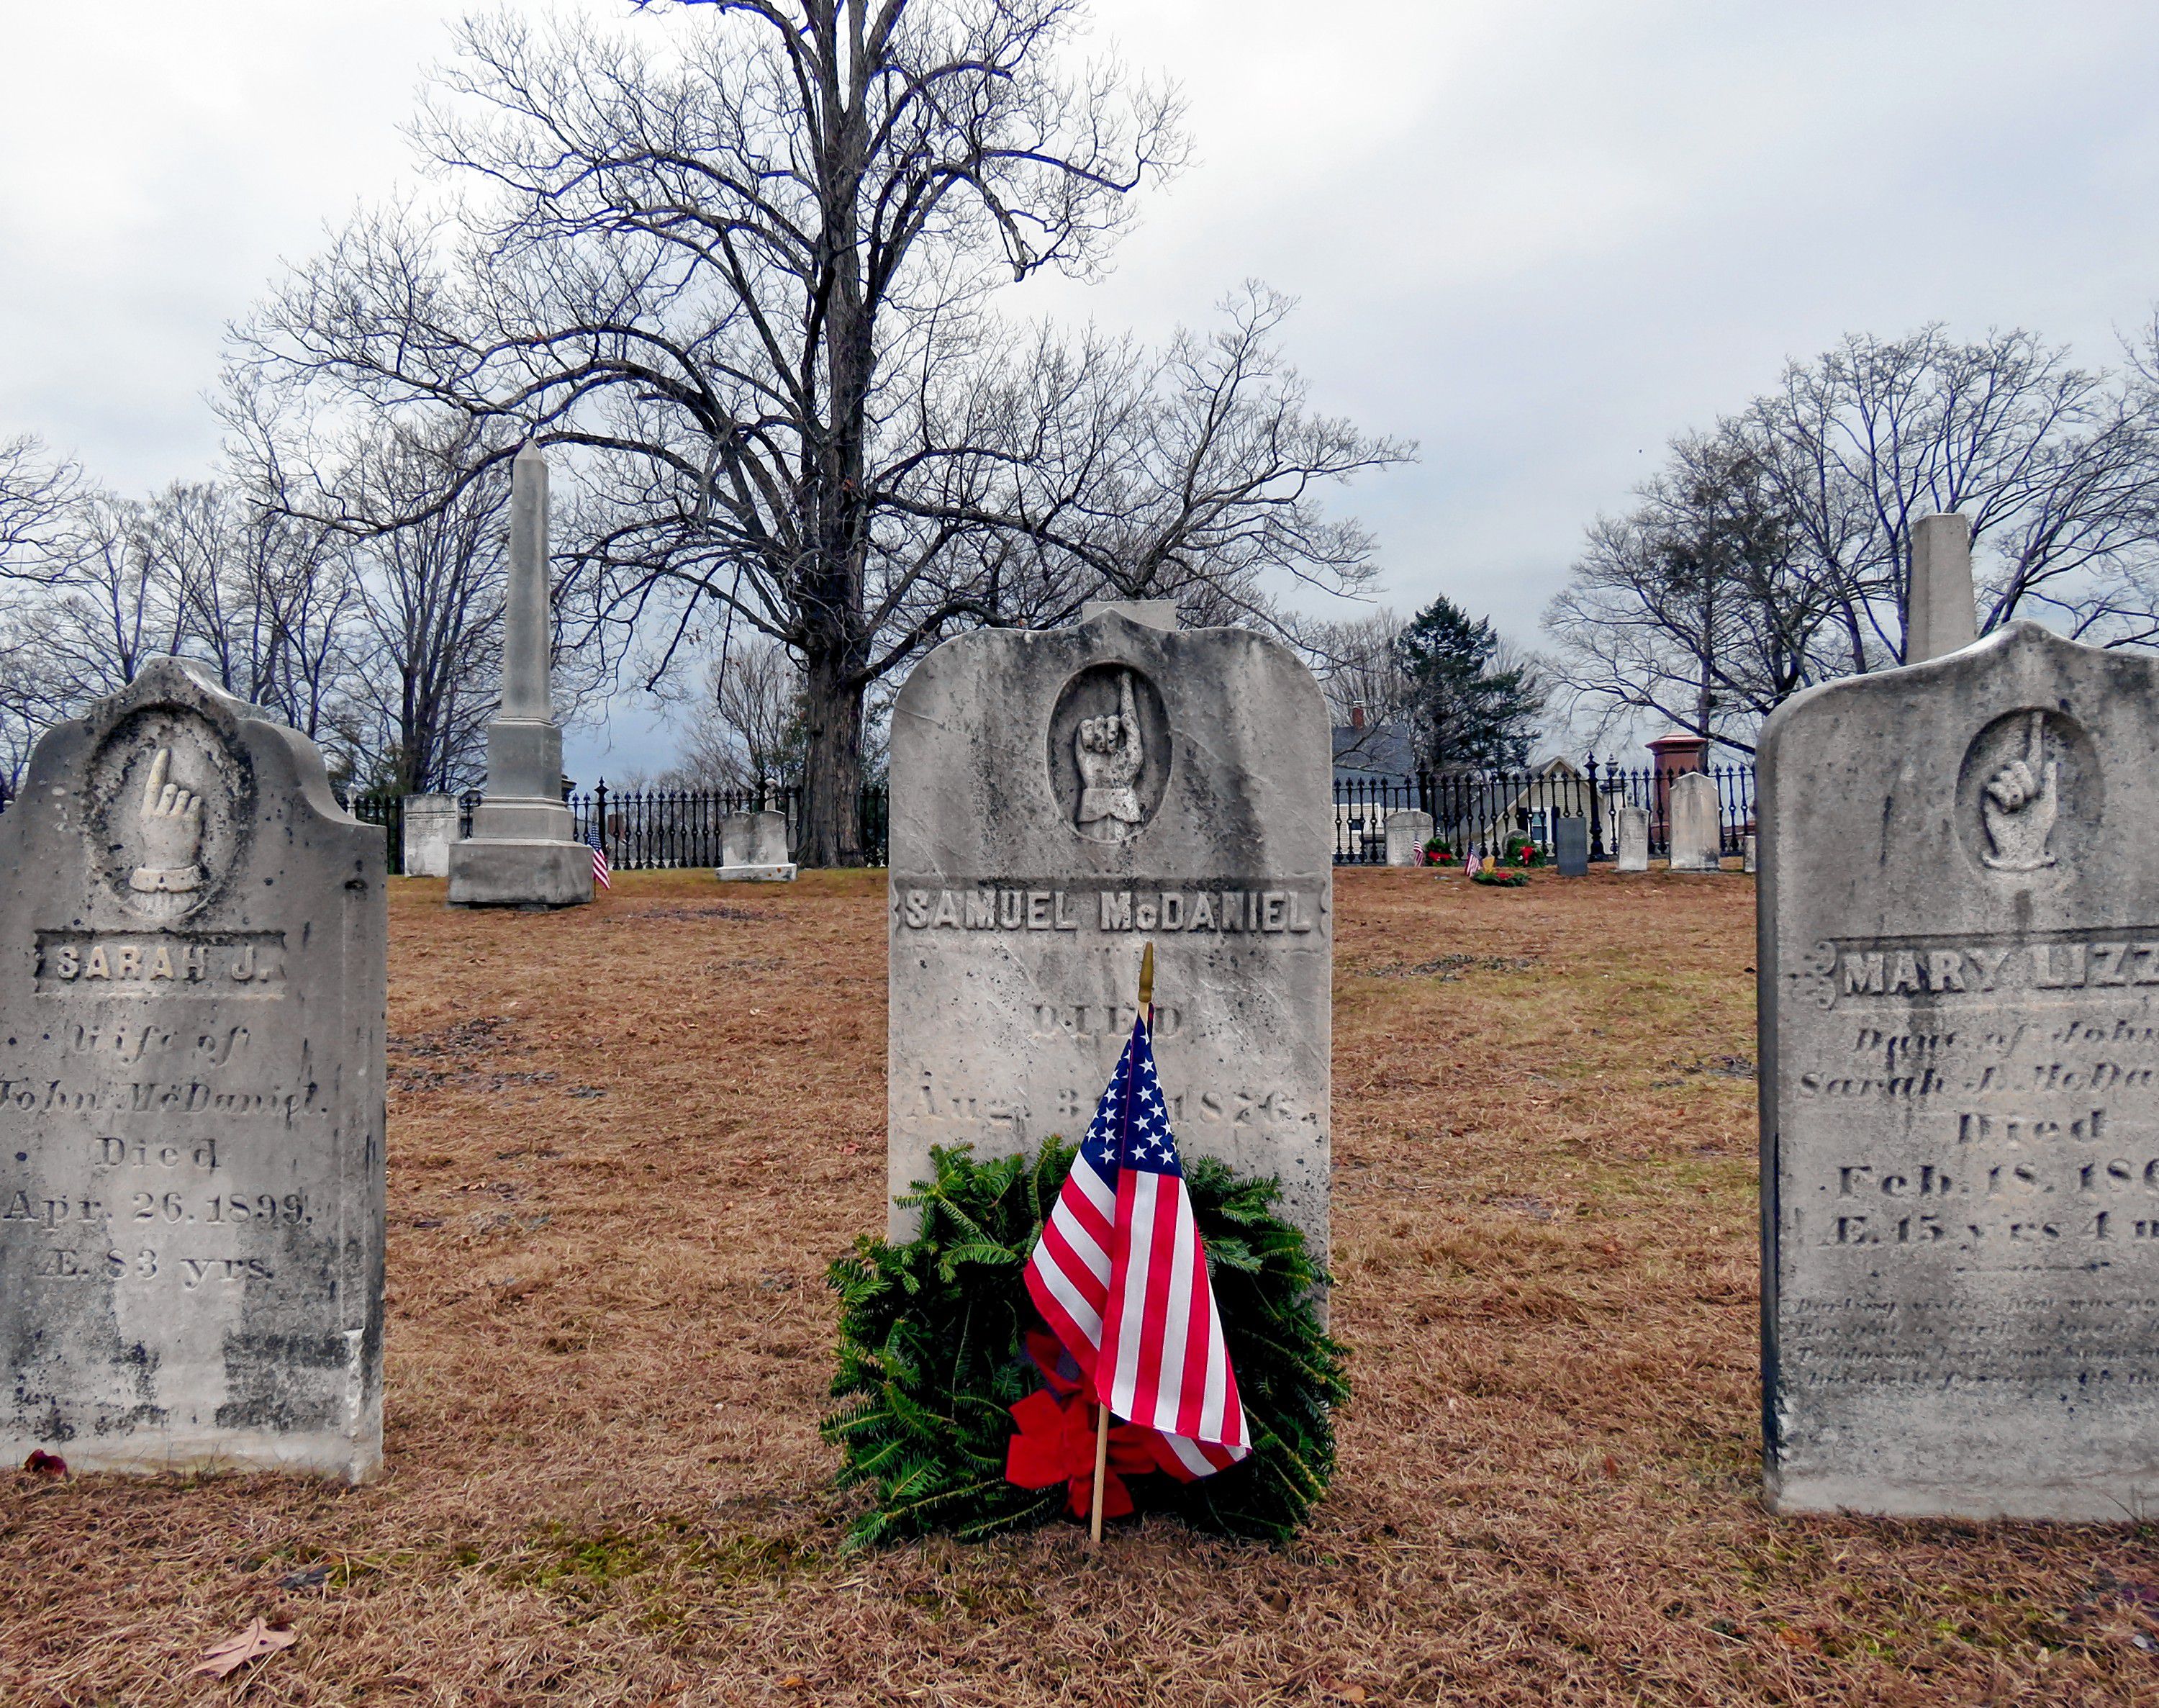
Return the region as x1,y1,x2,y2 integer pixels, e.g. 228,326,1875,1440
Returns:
1394,595,1545,771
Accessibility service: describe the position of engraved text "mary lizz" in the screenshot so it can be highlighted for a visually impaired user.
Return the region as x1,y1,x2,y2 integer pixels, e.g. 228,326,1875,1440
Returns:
1808,931,2159,1005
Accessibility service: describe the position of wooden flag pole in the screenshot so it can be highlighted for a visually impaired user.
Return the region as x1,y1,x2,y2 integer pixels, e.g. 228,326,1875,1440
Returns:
1087,1398,1110,1551
1090,941,1156,1553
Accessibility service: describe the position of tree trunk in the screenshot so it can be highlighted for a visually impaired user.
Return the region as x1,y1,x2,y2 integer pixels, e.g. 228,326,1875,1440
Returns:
798,637,864,867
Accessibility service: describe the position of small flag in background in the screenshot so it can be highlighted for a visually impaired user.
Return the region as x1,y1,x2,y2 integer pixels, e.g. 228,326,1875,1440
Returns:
589,834,611,890
1026,1013,1249,1477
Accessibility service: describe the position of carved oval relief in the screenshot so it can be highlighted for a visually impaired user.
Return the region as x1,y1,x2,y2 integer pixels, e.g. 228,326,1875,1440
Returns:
1953,707,2096,880
1047,663,1172,845
84,708,251,920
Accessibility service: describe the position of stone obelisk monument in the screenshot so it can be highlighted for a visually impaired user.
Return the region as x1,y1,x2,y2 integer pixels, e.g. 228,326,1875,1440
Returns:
447,442,593,908
1906,511,1978,664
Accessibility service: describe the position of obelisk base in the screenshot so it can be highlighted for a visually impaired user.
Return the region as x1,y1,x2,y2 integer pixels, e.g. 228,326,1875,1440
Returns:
448,797,593,908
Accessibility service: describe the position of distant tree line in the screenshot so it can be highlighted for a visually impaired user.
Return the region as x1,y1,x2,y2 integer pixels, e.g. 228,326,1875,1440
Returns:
1545,322,2159,753
0,407,510,797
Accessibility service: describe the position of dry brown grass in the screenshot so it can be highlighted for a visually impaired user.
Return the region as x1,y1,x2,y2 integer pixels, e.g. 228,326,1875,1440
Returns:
5,867,2158,1706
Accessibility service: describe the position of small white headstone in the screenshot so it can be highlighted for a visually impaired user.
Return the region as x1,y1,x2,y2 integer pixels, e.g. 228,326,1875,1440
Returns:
401,793,457,878
1615,805,1650,873
1383,809,1434,867
715,809,797,882
1665,773,1722,872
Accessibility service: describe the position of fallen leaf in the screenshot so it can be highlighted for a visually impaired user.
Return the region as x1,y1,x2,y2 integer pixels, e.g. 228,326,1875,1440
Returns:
1602,1454,1621,1480
189,1619,297,1679
1327,1686,1367,1704
779,1675,807,1689
22,1450,66,1476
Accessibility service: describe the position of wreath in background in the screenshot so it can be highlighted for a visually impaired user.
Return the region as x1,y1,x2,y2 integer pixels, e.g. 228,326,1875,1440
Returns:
824,1141,1347,1548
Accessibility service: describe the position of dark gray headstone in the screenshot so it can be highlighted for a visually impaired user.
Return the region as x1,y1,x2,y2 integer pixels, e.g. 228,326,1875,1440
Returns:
1762,621,2159,1518
1554,816,1588,876
0,660,386,1481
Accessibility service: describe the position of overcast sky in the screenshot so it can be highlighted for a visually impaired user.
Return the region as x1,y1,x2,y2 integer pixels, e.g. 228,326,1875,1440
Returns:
6,1,2159,774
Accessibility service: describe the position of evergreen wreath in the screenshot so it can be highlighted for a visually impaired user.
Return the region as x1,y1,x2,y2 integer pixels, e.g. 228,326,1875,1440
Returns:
824,1140,1347,1547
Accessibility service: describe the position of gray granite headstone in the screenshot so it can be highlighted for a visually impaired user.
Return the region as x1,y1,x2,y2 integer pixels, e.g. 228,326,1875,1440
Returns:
1384,809,1433,867
1554,815,1588,876
887,608,1332,1262
0,659,385,1481
715,810,797,882
1667,772,1722,872
1615,804,1649,872
400,793,457,878
1761,620,2159,1518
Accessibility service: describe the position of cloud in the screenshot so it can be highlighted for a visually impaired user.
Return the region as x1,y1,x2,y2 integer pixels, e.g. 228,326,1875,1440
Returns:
6,0,2159,774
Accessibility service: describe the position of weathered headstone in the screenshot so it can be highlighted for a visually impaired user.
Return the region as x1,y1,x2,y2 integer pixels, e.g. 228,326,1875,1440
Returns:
1554,815,1588,877
0,660,385,1481
401,793,457,878
1615,805,1650,873
715,810,797,882
1383,809,1433,868
1743,831,1758,875
1666,772,1722,872
1907,512,1977,664
887,606,1332,1262
448,443,592,909
1761,620,2159,1518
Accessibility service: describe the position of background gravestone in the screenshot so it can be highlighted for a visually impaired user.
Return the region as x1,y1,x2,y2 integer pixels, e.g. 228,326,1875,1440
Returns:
401,793,457,878
1384,809,1433,867
1762,620,2159,1517
716,810,797,882
887,607,1333,1262
1666,772,1722,871
0,660,386,1481
1554,816,1588,877
1615,804,1650,872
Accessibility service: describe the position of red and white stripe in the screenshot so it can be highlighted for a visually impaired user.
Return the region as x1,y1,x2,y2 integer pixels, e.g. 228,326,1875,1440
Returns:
1026,1040,1249,1477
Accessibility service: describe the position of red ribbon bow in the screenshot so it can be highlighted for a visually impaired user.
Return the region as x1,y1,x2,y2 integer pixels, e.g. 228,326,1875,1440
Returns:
1003,1330,1196,1519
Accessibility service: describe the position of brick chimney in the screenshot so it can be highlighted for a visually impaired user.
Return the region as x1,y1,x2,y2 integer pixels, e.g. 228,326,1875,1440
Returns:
1349,704,1367,731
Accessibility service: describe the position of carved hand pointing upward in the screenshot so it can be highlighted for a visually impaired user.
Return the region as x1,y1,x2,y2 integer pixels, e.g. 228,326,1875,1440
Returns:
130,746,204,894
1074,671,1146,840
1981,710,2058,872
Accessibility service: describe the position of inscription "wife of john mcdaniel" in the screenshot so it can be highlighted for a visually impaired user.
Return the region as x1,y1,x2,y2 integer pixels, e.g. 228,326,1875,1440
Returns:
1807,930,2159,1006
894,882,1321,934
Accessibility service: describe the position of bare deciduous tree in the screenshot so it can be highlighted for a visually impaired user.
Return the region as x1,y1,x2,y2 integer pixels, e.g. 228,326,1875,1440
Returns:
0,435,79,583
244,1,1185,862
241,3,1408,864
1548,325,2159,751
661,638,805,792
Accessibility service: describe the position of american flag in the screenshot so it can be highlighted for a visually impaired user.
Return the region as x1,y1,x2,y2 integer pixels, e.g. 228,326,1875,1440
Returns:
588,833,611,890
1025,1014,1249,1477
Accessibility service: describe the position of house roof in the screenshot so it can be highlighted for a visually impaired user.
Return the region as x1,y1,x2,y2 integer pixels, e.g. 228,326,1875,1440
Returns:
1331,722,1418,781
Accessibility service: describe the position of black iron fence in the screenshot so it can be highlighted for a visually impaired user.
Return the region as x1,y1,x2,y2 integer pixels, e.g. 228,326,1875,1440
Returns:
345,782,892,875
30,761,1752,875
1332,759,1757,866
